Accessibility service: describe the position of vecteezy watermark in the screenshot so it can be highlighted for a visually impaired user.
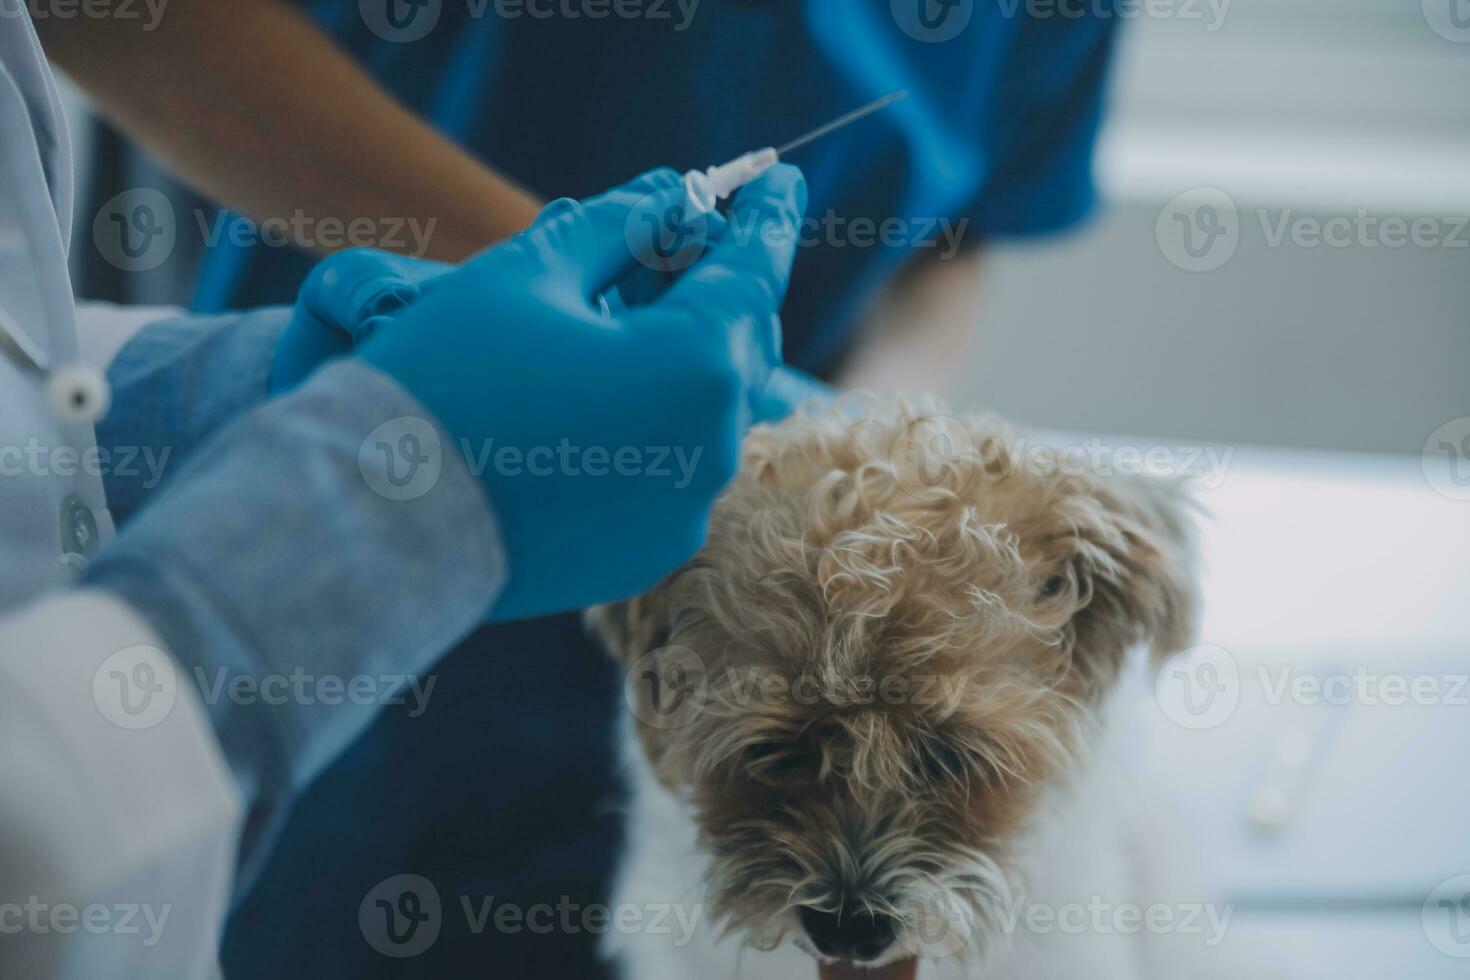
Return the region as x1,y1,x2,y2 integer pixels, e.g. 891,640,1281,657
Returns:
1155,645,1240,730
92,646,437,730
359,0,701,42
1422,0,1470,43
93,645,179,730
1014,436,1234,487
359,0,442,41
459,896,702,945
879,415,1236,501
1156,650,1470,731
625,187,713,274
625,647,972,730
994,0,1230,30
1158,188,1470,272
487,0,701,29
1258,665,1470,709
92,188,438,273
0,439,171,488
626,646,709,730
995,895,1234,946
0,899,172,948
359,874,703,957
360,417,445,502
358,418,708,502
731,209,970,261
909,886,1234,960
893,0,975,42
93,189,178,273
894,0,1229,43
1423,874,1470,958
360,875,442,958
1255,209,1470,251
460,439,704,489
623,190,971,275
191,667,438,718
1156,188,1240,272
195,211,438,259
1,0,169,30
1422,417,1470,501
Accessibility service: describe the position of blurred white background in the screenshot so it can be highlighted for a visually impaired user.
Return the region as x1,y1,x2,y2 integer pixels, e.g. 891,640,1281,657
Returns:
952,0,1469,453
948,3,1470,976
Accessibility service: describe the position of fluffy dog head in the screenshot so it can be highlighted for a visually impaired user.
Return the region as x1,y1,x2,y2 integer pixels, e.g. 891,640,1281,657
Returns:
591,399,1198,977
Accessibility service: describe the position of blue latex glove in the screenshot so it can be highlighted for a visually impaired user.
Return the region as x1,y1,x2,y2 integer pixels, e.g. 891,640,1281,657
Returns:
358,165,808,621
272,250,451,391
274,182,833,413
280,247,832,419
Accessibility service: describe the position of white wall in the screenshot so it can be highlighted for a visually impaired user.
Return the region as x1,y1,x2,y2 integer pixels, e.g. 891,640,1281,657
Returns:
948,0,1470,455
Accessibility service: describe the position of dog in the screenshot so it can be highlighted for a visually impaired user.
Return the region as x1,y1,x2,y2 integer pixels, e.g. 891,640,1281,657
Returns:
590,398,1220,980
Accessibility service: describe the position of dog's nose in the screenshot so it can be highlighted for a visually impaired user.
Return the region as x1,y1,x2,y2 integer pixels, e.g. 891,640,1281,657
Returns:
799,905,896,962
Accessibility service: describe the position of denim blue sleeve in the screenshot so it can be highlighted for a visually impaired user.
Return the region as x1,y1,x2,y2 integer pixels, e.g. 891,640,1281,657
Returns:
968,10,1122,237
85,359,507,898
97,307,292,524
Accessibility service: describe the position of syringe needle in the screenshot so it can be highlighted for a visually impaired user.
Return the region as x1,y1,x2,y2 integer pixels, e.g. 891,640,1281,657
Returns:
682,90,908,213
775,90,909,157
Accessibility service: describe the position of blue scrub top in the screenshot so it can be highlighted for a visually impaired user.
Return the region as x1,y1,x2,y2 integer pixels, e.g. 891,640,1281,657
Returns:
194,0,1118,372
201,7,1120,978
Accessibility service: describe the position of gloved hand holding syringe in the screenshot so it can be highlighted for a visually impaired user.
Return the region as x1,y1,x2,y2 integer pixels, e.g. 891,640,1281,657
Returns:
683,90,908,213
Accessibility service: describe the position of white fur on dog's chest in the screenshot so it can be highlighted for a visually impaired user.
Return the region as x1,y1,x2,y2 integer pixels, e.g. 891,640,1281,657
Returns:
603,684,1231,980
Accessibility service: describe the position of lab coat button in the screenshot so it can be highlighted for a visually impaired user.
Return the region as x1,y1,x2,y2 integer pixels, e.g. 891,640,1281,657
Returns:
48,364,111,423
61,495,99,559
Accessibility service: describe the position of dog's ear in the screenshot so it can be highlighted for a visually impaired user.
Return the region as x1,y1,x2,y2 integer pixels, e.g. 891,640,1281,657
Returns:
1066,474,1200,686
585,589,673,668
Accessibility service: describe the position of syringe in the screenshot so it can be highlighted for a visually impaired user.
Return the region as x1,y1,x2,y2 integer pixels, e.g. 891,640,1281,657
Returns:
683,90,908,214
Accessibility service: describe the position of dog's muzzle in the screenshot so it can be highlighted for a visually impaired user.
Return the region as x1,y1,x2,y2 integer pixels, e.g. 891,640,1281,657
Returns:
801,906,918,980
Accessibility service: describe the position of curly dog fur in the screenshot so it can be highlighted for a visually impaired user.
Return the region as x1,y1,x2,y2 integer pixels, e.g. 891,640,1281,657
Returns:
591,397,1202,978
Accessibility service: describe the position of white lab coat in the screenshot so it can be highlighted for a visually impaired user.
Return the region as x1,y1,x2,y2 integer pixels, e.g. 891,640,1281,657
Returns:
0,7,242,978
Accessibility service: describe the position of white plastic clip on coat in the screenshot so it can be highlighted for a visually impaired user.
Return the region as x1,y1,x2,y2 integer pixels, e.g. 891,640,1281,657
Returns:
0,305,110,424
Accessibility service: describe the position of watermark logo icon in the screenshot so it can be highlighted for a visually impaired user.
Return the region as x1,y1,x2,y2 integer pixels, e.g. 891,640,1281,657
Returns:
1423,875,1470,957
1422,417,1470,501
1423,0,1470,42
909,884,972,959
1156,188,1240,272
1155,645,1240,730
93,189,176,273
93,645,177,730
893,0,974,42
887,415,978,499
360,874,442,957
361,0,441,42
625,190,710,274
360,417,443,501
626,646,707,730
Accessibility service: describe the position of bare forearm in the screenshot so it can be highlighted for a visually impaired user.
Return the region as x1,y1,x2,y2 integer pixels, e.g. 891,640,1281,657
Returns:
36,0,542,260
838,250,985,393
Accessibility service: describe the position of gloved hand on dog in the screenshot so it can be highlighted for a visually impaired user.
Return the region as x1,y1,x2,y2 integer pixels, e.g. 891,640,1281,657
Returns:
274,165,816,620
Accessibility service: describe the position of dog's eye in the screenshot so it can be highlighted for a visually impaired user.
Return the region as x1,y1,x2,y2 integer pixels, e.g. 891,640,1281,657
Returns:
1040,575,1067,600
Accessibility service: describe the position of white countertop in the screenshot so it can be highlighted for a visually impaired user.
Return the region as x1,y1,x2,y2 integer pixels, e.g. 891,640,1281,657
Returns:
1127,445,1469,975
